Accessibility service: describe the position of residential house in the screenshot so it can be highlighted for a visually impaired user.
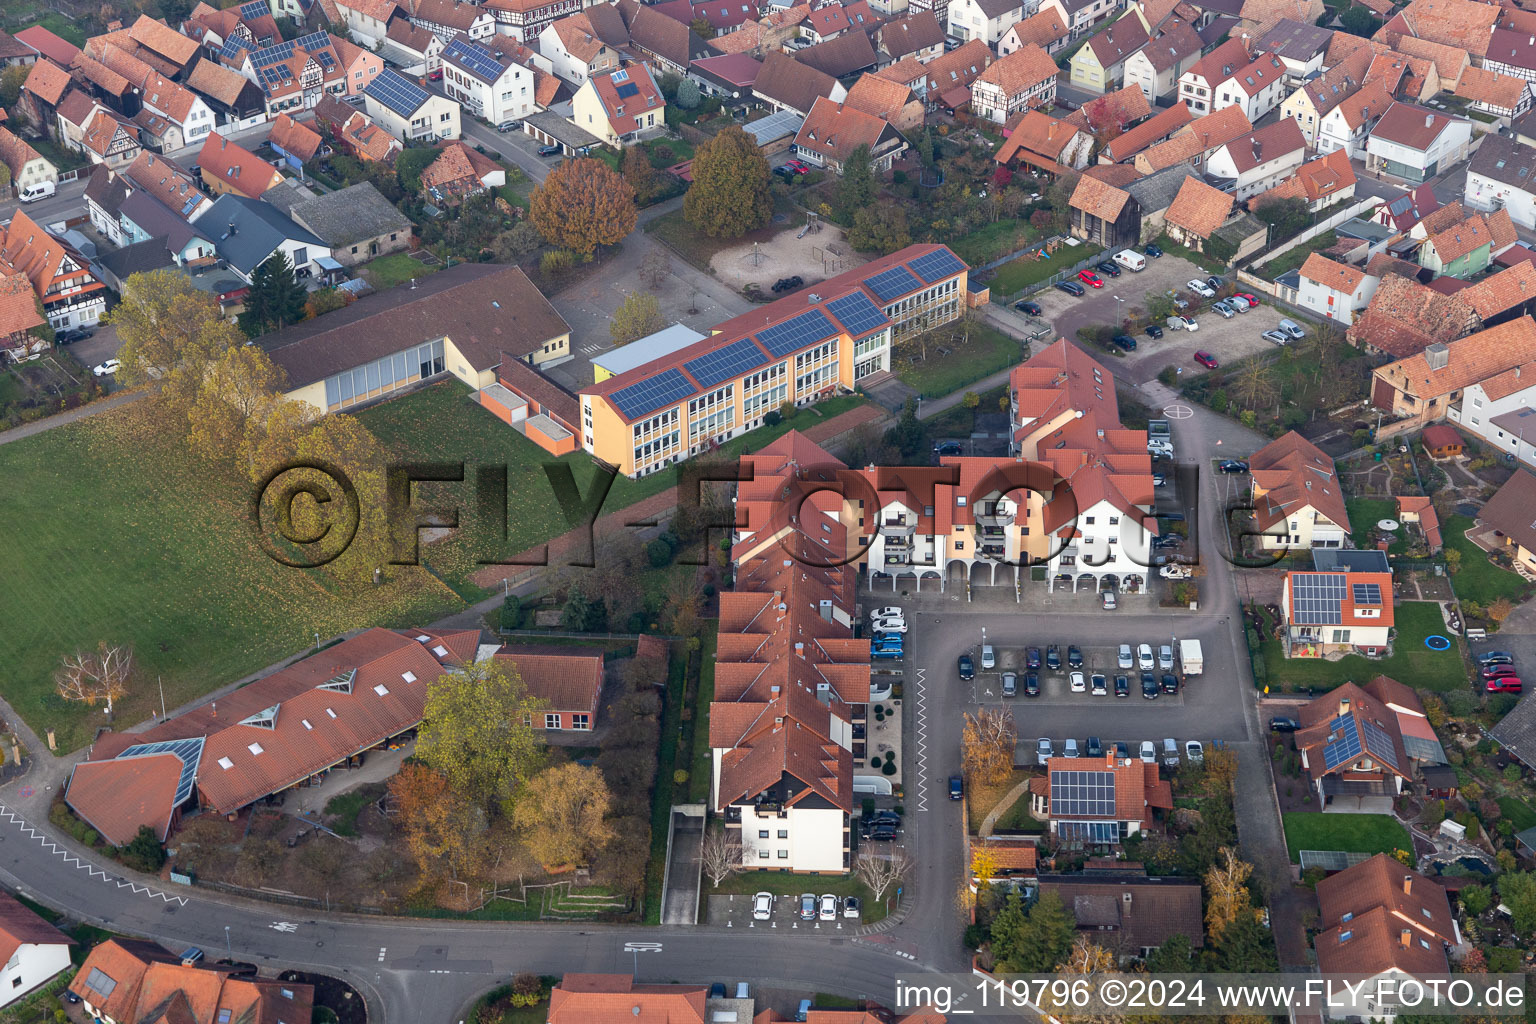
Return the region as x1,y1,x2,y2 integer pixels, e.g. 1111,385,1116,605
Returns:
69,940,314,1024
333,104,404,163
753,51,847,116
14,27,80,67
331,33,386,98
844,74,925,131
653,0,758,38
1071,13,1150,95
570,64,664,146
1295,679,1449,813
971,43,1059,122
381,19,445,74
20,59,72,134
0,30,39,69
1315,856,1459,1016
1133,103,1252,173
1316,77,1394,158
1236,0,1323,36
1204,117,1304,200
1249,429,1351,549
409,0,497,42
1375,0,1497,66
1122,17,1203,103
267,111,324,171
547,975,704,1024
1297,252,1377,323
192,192,333,285
1164,174,1234,249
1455,65,1531,122
540,11,622,86
998,9,1071,56
1465,134,1536,229
1371,316,1536,430
919,39,994,110
76,108,142,169
1380,40,1455,96
1209,49,1289,121
85,163,134,247
689,52,763,99
418,141,501,204
441,32,540,127
1069,160,1194,246
117,190,219,265
1373,181,1440,234
196,132,284,198
284,181,412,264
946,0,1025,45
1257,148,1356,213
1282,569,1394,658
131,69,214,152
182,1,281,55
797,31,880,79
876,12,947,62
491,647,604,731
1063,81,1153,137
1099,101,1192,163
184,57,267,131
1177,37,1249,116
0,210,108,331
91,150,215,244
263,263,570,411
1486,28,1536,84
363,68,462,142
1026,754,1173,843
480,0,604,44
0,892,72,1008
0,128,57,196
712,433,867,874
0,270,47,364
240,29,351,114
1035,875,1204,960
1253,16,1331,85
1348,272,1473,359
1039,0,1125,40
1475,470,1536,569
797,0,880,43
624,3,712,76
1455,256,1536,330
1365,101,1471,183
330,0,400,45
1418,212,1495,279
995,110,1093,171
794,95,909,173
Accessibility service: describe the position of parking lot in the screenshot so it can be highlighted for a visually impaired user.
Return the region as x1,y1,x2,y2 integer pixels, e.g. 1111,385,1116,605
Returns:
1023,251,1312,383
707,886,877,930
970,641,1192,705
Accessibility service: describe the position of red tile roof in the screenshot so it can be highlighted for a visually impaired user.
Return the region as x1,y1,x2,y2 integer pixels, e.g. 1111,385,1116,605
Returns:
21,58,71,106
0,891,72,967
1258,147,1355,206
1165,175,1234,238
14,26,80,65
196,132,285,198
1371,99,1469,150
492,648,602,713
69,940,314,1024
1250,429,1351,535
794,96,902,165
975,41,1059,96
1102,101,1193,162
588,64,664,137
268,112,322,163
548,974,706,1024
1315,853,1456,976
1373,313,1536,401
0,269,44,341
66,754,184,846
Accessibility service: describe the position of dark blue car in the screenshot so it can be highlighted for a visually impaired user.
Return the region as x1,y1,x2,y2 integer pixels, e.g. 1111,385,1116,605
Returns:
1144,243,1164,258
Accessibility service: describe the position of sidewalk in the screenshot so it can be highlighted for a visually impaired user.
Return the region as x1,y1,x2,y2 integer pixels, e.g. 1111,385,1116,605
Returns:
0,389,144,447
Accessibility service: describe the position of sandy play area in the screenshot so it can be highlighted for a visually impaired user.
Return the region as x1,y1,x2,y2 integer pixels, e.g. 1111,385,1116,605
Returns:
709,219,870,292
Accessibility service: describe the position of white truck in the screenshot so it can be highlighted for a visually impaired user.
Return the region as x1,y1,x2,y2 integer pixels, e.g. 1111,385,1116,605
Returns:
1113,249,1146,272
1179,639,1203,676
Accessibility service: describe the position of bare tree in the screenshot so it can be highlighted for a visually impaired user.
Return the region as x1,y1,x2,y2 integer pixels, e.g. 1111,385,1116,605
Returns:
855,848,911,902
700,826,743,888
639,248,672,291
55,642,133,718
962,707,1016,788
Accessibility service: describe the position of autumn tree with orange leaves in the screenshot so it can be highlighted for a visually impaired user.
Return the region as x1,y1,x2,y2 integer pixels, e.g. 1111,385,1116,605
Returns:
528,157,637,256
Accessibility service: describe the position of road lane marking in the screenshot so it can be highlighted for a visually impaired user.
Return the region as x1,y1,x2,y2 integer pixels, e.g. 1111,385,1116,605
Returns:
914,666,930,812
271,922,298,933
0,805,188,906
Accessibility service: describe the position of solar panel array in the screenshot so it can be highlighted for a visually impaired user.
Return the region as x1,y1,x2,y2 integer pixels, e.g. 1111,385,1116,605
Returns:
685,337,767,390
443,36,504,82
1352,582,1382,605
909,247,966,284
616,81,640,98
366,68,429,115
219,36,250,61
117,736,205,806
826,292,888,337
863,264,922,302
1049,769,1116,816
758,309,835,358
240,0,269,21
1322,715,1363,770
1360,717,1399,769
1291,573,1347,624
1056,820,1119,842
611,367,697,420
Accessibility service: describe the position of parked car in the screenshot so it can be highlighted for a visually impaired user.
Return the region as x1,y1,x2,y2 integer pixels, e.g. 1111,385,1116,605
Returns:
1229,295,1251,312
753,892,774,920
428,69,443,80
1186,740,1204,763
1016,299,1042,315
1111,334,1138,351
1207,276,1225,290
1068,644,1083,668
1091,673,1107,696
1146,324,1164,339
949,775,964,799
1102,591,1117,610
934,441,963,456
538,144,562,156
844,897,861,918
1262,329,1289,345
1269,716,1301,732
1153,535,1182,550
1095,260,1121,278
1118,643,1134,669
1479,651,1516,665
1026,646,1042,668
872,648,902,660
1235,292,1259,307
1115,674,1130,697
865,825,898,840
1166,315,1198,331
799,893,817,920
1483,664,1520,679
981,644,996,669
1070,670,1086,692
1153,473,1167,486
1278,318,1307,340
1046,645,1062,670
1489,677,1524,693
1137,643,1154,670
496,120,517,132
1141,672,1158,699
1001,671,1017,697
1210,301,1234,319
819,894,839,920
1188,279,1215,298
1219,459,1249,473
55,326,94,344
92,359,121,377
1086,736,1104,758
958,654,975,680
1161,673,1179,695
1140,740,1157,763
1077,269,1104,288
1024,672,1040,696
871,617,907,634
1144,243,1164,258
1037,737,1054,764
1115,741,1130,759
1162,737,1180,767
869,606,901,620
1056,280,1085,297
1063,738,1081,758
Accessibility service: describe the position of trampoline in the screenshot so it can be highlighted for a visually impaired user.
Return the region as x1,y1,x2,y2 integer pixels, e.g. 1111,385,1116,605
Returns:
1425,635,1451,651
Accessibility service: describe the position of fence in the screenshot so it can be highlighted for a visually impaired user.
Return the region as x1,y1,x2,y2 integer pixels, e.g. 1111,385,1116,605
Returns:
1244,195,1379,270
996,247,1110,305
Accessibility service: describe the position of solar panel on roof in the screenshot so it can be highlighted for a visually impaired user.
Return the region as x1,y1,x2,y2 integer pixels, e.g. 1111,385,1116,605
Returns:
1352,582,1382,605
116,736,205,806
218,37,249,60
240,0,268,19
250,37,296,66
1048,769,1116,816
1291,572,1346,625
366,69,429,115
909,248,966,284
294,29,331,51
1322,715,1362,770
444,36,505,82
611,367,697,420
1056,820,1119,842
863,264,922,302
685,337,767,389
1361,717,1399,769
616,81,640,98
826,292,888,337
757,308,836,358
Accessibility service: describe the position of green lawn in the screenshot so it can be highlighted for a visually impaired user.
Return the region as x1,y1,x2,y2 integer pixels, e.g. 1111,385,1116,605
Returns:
689,627,717,804
28,136,87,173
1259,600,1467,692
1283,812,1412,862
703,871,890,923
990,244,1104,297
1345,497,1396,545
1446,514,1530,606
950,220,1041,267
0,405,460,751
893,323,1025,398
1498,796,1536,832
358,252,441,289
1256,232,1338,281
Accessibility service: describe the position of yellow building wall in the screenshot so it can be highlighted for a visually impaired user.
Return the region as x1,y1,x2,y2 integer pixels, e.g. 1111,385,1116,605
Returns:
444,338,495,390
529,331,571,366
285,379,329,413
571,83,617,146
585,396,634,475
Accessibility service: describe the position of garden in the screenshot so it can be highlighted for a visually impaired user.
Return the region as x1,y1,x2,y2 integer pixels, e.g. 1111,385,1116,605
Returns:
0,349,104,429
892,316,1025,398
1250,600,1469,693
1280,811,1411,862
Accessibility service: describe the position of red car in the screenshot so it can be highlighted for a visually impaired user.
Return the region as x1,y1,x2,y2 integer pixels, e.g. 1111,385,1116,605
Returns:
788,160,810,174
1235,292,1259,306
1077,269,1104,288
1194,351,1218,369
428,69,443,81
1488,676,1523,693
1483,664,1519,679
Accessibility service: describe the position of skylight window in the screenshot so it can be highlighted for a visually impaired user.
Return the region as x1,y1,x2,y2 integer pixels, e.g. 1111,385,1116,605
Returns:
374,684,390,696
248,742,264,755
432,646,448,658
402,671,417,683
301,719,312,730
218,757,234,770
326,708,337,718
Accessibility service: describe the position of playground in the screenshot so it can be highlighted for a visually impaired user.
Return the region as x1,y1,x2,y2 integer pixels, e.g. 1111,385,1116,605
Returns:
709,214,868,293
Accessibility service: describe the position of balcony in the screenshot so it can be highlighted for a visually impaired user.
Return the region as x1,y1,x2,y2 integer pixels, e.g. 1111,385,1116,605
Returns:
880,515,916,537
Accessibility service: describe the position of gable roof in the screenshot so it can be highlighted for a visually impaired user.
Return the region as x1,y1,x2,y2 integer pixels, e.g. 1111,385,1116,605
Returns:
0,268,45,341
921,38,994,91
627,3,710,68
1427,213,1493,263
1086,14,1150,68
22,58,71,106
1182,35,1250,85
795,96,902,163
1259,147,1356,206
1315,854,1455,976
68,940,315,1024
1477,469,1536,555
1165,174,1233,238
1006,8,1071,49
547,975,705,1024
1251,428,1352,534
289,181,412,248
1102,101,1193,162
1379,0,1497,56
1136,104,1251,170
754,50,840,114
127,14,200,66
1065,82,1154,134
1218,116,1304,172
492,647,603,712
1469,133,1536,193
1134,17,1203,72
1035,874,1204,951
196,133,284,199
1371,99,1467,149
14,26,80,65
1255,16,1332,58
268,112,323,163
976,42,1059,96
0,127,47,181
844,73,914,119
796,28,879,78
185,58,255,108
1219,49,1287,95
1375,314,1536,401
197,192,326,274
0,892,72,966
1394,33,1469,86
1069,170,1132,221
996,111,1085,168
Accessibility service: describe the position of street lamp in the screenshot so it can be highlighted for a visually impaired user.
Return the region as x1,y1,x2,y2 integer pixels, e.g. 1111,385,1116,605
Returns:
224,925,231,961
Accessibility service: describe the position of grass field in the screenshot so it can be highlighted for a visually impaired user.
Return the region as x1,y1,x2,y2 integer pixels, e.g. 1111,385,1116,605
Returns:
950,220,1042,268
894,323,1025,397
0,403,460,751
1282,812,1411,862
359,252,441,290
1446,514,1530,606
1259,601,1466,692
1498,796,1536,832
990,245,1104,297
1257,232,1338,281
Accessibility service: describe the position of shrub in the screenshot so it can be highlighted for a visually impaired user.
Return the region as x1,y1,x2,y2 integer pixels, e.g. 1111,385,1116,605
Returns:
673,769,689,785
1210,389,1229,413
881,760,898,775
764,410,782,427
540,248,576,277
647,538,674,567
118,825,166,873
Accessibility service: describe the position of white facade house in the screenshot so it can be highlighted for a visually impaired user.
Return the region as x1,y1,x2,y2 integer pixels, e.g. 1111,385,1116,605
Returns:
1211,52,1290,122
1039,0,1124,39
538,15,620,86
1204,121,1305,201
732,801,848,873
1296,253,1378,325
1449,373,1536,467
1365,102,1472,184
947,0,1025,46
0,893,73,1009
1316,80,1393,158
440,34,542,126
332,0,396,45
1465,134,1536,229
362,69,462,142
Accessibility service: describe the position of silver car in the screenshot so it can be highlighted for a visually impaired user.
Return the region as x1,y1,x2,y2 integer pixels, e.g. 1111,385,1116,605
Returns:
1037,737,1054,765
1211,300,1234,318
1118,643,1134,669
1278,318,1307,340
1158,644,1174,671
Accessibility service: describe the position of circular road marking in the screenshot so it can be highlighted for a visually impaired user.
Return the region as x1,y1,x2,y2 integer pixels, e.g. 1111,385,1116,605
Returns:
1163,404,1194,419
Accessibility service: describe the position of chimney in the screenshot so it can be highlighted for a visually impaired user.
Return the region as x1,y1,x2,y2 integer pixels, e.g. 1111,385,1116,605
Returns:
1403,874,1413,895
1400,929,1412,948
795,642,805,658
819,598,833,621
1252,139,1261,161
1425,113,1434,128
1338,696,1351,717
1122,890,1133,909
1426,342,1450,370
227,221,236,236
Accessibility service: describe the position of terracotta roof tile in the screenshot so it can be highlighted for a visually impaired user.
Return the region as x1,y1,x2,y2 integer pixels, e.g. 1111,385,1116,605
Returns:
754,50,840,114
196,133,285,198
996,110,1083,167
66,754,184,845
548,975,706,1024
1300,252,1366,294
844,73,914,119
1182,36,1250,86
1394,33,1470,85
0,892,72,967
268,112,322,163
923,39,995,90
1069,172,1131,220
1258,147,1356,206
1250,429,1352,534
0,128,46,181
22,58,71,105
976,41,1058,95
1374,314,1536,400
1007,8,1070,49
492,648,602,713
1082,162,1143,185
1461,258,1536,318
1087,15,1150,68
1427,213,1493,263
0,269,45,339
1315,854,1455,975
185,58,251,107
1372,99,1469,149
1165,175,1233,238
1488,205,1519,250
1063,81,1152,133
1384,0,1498,56
794,96,897,164
1219,50,1286,95
127,14,199,65
1136,104,1251,170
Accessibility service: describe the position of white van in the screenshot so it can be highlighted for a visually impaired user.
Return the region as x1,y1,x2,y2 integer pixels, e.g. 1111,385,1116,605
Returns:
1113,249,1146,272
18,181,55,203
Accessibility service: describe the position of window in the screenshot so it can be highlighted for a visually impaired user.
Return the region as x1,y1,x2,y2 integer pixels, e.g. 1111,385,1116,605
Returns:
219,1012,232,1023
572,713,590,729
759,829,769,838
778,829,788,838
956,541,964,550
759,848,771,859
545,713,560,729
777,849,789,859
